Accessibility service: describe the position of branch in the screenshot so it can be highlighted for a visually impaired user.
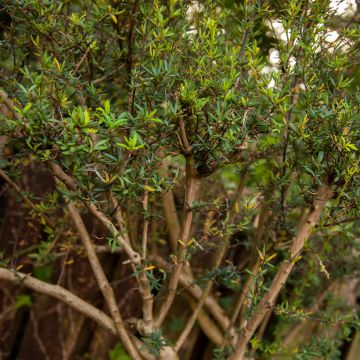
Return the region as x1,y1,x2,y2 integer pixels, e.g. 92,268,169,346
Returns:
155,157,199,327
0,268,116,335
230,186,333,359
0,168,54,227
175,279,215,351
159,155,181,251
47,161,140,264
49,162,154,334
162,188,181,252
67,203,142,360
142,187,149,259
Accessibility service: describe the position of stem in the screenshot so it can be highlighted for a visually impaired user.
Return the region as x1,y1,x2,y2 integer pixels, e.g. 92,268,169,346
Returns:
155,157,198,327
0,168,53,226
175,280,215,351
229,186,333,359
142,188,149,260
67,203,142,360
48,162,154,335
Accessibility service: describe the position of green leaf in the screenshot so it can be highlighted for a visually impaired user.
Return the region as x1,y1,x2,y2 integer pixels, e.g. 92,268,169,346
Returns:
15,294,32,309
23,103,32,114
104,100,111,115
109,343,131,360
83,110,90,126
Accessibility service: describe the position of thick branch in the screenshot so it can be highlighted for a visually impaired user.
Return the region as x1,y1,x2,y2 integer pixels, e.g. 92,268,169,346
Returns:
162,189,181,252
0,268,116,335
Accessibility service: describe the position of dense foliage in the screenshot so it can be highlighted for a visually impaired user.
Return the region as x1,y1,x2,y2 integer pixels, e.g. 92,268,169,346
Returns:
0,0,359,359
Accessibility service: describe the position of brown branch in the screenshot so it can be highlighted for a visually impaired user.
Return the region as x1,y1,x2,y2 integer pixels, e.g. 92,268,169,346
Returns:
0,89,21,121
72,45,91,76
175,279,215,351
229,186,333,359
220,260,261,349
281,280,338,347
178,118,192,154
67,203,142,360
177,171,250,348
186,295,224,346
152,254,231,332
0,168,54,226
109,192,131,246
155,157,199,327
159,155,181,251
0,268,117,335
142,188,149,259
161,188,181,252
47,161,140,264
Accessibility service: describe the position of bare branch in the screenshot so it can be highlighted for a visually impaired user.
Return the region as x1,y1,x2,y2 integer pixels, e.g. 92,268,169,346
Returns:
67,203,142,360
0,268,116,335
155,157,199,327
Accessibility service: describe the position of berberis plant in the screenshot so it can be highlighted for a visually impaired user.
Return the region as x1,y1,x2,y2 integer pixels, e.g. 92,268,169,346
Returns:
0,0,359,359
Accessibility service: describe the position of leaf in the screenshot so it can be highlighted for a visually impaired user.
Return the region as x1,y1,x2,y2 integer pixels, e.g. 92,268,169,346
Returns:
84,128,98,133
266,253,277,262
23,103,32,114
15,294,32,309
104,100,111,114
33,265,53,282
110,14,118,24
256,247,265,261
83,110,90,125
109,343,131,360
53,57,61,71
144,185,156,192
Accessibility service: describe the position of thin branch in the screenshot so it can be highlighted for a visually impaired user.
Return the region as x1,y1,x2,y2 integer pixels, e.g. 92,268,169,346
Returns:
67,203,142,360
175,279,215,351
142,188,149,260
47,161,141,264
72,45,92,76
151,254,231,332
0,168,53,226
230,186,333,359
155,157,199,327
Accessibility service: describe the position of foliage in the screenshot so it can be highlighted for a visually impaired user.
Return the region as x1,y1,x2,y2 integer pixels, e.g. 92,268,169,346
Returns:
0,0,359,359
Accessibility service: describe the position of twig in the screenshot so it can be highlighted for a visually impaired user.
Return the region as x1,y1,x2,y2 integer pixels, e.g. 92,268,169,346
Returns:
0,168,53,226
142,187,149,260
72,45,91,76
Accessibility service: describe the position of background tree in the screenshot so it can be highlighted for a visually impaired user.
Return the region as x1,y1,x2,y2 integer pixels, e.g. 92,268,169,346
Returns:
0,0,359,359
